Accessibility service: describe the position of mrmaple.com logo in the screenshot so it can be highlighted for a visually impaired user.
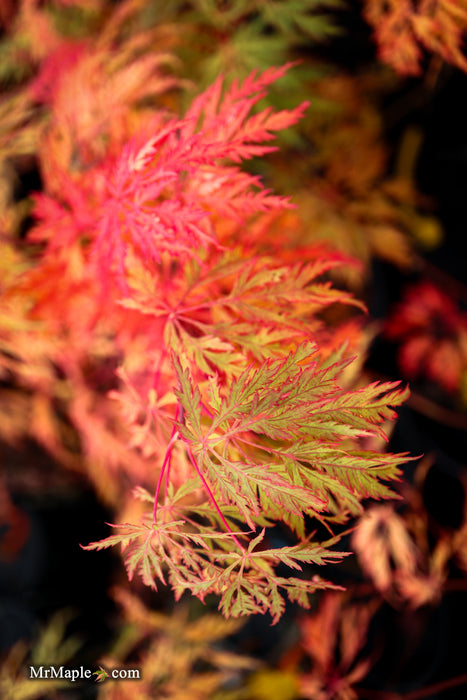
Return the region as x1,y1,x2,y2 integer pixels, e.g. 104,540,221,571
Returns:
29,665,141,683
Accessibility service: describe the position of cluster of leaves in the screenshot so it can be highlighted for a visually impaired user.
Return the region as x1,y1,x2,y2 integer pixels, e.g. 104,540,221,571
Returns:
0,0,414,622
87,343,410,620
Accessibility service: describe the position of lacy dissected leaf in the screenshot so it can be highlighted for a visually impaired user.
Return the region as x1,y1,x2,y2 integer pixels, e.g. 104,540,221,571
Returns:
86,342,409,621
85,65,308,288
174,342,409,527
27,60,310,341
352,504,418,593
123,251,365,379
84,520,345,624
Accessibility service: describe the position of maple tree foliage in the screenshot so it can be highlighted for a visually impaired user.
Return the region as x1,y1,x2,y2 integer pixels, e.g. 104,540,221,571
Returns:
2,2,467,697
0,0,415,628
0,0,410,627
80,66,411,621
0,7,413,619
87,345,409,621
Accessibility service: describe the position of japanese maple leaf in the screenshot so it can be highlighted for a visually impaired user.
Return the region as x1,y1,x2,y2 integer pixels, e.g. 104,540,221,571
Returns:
92,64,309,287
30,63,308,292
353,457,455,610
352,504,418,594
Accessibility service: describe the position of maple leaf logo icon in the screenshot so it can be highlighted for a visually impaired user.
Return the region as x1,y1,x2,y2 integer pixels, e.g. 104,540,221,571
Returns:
93,666,109,683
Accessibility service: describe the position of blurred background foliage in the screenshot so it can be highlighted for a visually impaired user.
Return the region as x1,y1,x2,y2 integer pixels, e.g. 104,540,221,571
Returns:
1,0,467,698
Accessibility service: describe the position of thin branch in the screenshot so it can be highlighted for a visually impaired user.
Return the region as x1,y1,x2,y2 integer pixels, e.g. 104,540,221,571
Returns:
165,400,185,493
152,426,179,524
186,444,246,551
